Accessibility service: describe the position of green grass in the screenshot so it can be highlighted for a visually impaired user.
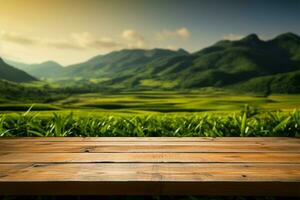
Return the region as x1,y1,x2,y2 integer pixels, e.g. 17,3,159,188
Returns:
1,91,299,137
1,106,299,137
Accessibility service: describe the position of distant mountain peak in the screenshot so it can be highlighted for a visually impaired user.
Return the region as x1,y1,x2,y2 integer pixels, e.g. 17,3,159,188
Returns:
41,60,60,65
177,48,189,55
275,32,300,41
241,34,261,42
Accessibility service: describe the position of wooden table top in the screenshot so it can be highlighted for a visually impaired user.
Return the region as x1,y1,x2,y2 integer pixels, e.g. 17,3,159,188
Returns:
0,137,299,196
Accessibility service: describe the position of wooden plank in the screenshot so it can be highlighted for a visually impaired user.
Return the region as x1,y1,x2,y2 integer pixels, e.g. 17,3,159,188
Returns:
1,163,300,182
0,163,299,195
0,152,299,163
0,143,299,152
0,137,298,142
0,137,299,196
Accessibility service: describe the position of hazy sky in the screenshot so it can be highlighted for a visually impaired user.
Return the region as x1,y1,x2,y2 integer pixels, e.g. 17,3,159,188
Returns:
0,0,299,65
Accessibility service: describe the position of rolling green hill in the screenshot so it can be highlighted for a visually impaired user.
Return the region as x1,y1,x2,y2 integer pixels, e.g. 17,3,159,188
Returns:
57,33,300,92
98,32,300,92
0,58,37,82
4,33,300,93
127,33,300,88
4,59,63,79
60,48,189,79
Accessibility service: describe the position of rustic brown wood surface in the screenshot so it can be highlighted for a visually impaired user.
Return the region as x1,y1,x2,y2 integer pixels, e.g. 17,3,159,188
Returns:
0,137,299,196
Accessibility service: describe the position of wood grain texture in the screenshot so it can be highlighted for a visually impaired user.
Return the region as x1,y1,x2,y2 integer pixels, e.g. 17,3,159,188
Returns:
1,142,299,153
0,137,299,196
0,152,300,163
1,163,300,181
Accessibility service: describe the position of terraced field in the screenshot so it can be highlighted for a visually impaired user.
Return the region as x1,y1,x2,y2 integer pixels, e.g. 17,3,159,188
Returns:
1,91,300,116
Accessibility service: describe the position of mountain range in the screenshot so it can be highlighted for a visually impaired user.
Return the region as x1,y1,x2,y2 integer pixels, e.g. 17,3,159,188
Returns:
1,32,300,93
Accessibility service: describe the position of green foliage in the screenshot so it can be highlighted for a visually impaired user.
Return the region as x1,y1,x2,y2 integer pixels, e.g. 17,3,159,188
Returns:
230,70,300,94
1,108,299,137
0,80,67,103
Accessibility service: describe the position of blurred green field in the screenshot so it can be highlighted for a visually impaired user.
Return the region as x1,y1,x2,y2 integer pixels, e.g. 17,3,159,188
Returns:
1,91,300,116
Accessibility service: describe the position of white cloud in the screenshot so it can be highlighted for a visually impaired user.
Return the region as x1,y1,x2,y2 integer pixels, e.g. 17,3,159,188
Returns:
70,32,93,47
176,28,191,39
222,34,244,41
157,27,191,40
0,31,39,46
0,31,125,51
122,30,146,48
0,30,147,51
70,32,123,50
43,39,85,50
0,31,84,50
